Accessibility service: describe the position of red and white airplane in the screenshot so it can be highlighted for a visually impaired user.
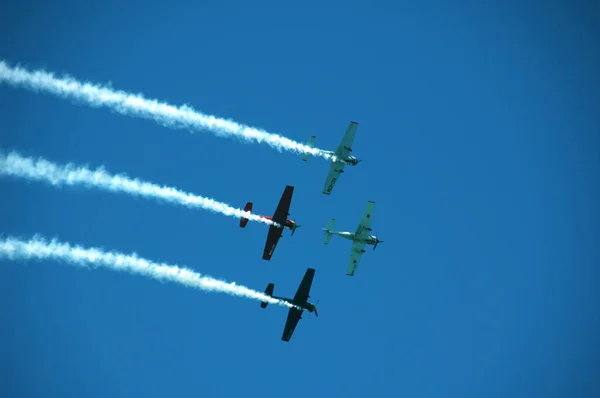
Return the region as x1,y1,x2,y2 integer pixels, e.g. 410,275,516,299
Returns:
240,185,300,261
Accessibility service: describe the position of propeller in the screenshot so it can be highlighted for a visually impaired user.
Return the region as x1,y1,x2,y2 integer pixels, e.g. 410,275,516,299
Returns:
373,234,384,250
291,220,301,236
314,300,319,317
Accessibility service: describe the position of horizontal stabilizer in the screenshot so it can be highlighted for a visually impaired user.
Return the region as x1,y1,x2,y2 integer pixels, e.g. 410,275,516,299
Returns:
323,218,335,244
302,136,316,161
240,202,253,228
261,283,274,308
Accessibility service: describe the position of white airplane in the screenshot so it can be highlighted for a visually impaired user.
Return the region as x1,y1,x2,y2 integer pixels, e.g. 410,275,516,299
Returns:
302,121,361,195
322,201,383,276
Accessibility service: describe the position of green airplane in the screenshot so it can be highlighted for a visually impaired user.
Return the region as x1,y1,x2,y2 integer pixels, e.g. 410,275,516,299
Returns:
322,201,383,276
301,121,362,195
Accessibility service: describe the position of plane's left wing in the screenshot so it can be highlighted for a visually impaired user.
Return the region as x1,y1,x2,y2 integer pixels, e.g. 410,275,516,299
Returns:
281,308,303,342
347,240,367,276
322,161,345,195
354,201,375,237
262,225,283,261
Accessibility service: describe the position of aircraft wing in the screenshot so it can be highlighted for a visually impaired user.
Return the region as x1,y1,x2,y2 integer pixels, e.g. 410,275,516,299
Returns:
293,268,315,303
281,308,303,342
354,201,375,238
334,121,359,159
347,240,367,276
272,185,294,224
262,225,283,261
322,161,345,195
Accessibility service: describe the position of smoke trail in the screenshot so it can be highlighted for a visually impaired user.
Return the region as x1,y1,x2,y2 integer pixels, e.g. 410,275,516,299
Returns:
0,235,296,308
0,150,279,227
0,60,335,162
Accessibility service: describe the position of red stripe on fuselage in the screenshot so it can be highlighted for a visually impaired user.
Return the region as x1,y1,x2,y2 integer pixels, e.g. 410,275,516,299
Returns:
259,215,295,228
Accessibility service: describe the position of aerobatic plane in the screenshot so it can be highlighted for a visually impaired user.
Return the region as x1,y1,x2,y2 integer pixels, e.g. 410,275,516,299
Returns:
302,121,361,195
322,201,383,276
260,268,318,342
239,185,300,261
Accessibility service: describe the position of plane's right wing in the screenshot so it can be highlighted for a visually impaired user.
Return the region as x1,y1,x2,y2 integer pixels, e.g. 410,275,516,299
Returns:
354,201,375,237
293,268,315,303
272,185,294,224
322,161,345,195
347,240,367,276
335,121,359,159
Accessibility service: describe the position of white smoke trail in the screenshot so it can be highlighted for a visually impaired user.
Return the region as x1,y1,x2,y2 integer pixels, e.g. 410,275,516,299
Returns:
0,150,279,227
0,235,296,309
0,60,335,162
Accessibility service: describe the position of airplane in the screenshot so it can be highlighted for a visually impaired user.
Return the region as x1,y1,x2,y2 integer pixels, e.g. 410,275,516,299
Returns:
260,267,318,342
322,200,383,276
301,121,361,195
239,185,300,261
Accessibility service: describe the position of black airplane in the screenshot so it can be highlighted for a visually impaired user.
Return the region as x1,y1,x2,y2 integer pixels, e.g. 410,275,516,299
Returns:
260,268,318,342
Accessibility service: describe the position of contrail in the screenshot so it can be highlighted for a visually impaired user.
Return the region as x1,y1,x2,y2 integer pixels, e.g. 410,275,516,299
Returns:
0,235,295,309
0,150,278,227
0,60,335,162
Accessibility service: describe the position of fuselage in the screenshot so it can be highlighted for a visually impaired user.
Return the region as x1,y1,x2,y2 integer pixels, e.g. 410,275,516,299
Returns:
273,296,317,313
330,231,379,245
342,155,360,166
323,150,360,166
259,215,297,230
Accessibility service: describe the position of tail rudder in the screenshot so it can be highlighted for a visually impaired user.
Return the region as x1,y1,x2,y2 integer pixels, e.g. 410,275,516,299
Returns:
261,283,274,308
322,218,335,244
240,202,253,228
302,136,317,161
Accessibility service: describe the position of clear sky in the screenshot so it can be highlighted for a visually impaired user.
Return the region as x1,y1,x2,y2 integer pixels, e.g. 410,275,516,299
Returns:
1,1,599,397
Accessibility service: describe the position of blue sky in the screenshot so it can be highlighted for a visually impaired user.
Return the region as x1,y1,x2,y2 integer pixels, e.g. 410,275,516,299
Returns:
1,1,599,397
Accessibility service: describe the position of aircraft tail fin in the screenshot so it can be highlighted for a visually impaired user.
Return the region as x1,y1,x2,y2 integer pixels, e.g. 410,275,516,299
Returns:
261,283,274,308
240,202,253,228
322,218,335,244
302,136,316,161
